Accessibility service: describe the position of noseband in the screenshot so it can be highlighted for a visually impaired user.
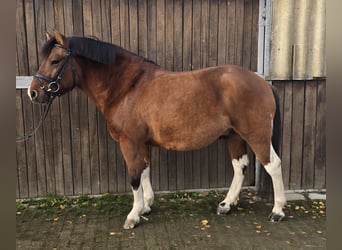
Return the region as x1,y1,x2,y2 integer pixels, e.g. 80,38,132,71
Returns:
33,44,75,97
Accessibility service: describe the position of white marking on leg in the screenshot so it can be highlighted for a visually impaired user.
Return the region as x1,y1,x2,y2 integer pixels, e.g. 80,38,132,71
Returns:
217,154,249,214
124,184,144,229
264,145,286,219
141,166,154,214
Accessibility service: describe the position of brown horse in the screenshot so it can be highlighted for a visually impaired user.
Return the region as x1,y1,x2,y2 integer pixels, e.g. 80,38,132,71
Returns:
28,31,286,229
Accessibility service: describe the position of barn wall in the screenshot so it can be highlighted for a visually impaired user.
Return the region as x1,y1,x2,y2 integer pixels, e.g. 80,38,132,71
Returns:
16,0,260,198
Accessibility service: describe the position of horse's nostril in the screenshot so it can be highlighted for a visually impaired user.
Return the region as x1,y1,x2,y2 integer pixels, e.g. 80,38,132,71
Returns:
30,90,38,100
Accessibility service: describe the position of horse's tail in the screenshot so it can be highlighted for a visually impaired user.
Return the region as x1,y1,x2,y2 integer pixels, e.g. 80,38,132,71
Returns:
258,85,281,201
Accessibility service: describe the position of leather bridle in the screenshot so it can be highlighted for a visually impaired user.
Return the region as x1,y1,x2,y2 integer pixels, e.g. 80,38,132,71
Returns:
16,44,75,142
33,44,75,97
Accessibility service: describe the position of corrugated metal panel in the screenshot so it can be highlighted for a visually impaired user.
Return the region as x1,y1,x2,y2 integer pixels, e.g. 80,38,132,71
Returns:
267,0,326,80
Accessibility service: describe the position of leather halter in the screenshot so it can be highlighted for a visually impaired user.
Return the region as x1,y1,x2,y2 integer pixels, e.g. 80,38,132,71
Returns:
33,44,75,97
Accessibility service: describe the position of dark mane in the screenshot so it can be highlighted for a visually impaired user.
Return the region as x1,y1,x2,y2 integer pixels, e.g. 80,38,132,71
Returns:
69,36,117,64
41,36,159,66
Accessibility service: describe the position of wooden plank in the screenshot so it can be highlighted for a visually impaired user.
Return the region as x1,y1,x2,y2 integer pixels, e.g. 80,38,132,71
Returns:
218,0,227,65
198,0,210,189
173,0,185,190
23,103,39,197
250,0,260,71
116,143,127,192
16,0,28,75
200,0,209,68
16,90,29,198
42,0,57,196
242,0,253,69
182,0,193,189
57,0,74,196
281,81,293,189
226,0,236,64
302,81,317,189
152,0,163,190
217,138,226,188
290,81,305,189
191,0,201,70
191,0,201,188
234,0,244,66
93,0,109,193
314,80,326,188
100,0,112,192
182,0,192,71
129,0,138,53
208,0,219,188
24,0,47,197
101,0,112,42
208,0,218,66
72,0,83,36
165,0,177,190
111,0,121,45
138,0,148,57
120,0,130,48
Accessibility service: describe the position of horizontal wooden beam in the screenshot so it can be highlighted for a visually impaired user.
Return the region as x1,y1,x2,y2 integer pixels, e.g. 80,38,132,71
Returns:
16,76,32,89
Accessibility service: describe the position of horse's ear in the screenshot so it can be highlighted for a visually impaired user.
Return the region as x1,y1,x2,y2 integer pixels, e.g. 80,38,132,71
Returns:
45,32,53,41
53,30,66,46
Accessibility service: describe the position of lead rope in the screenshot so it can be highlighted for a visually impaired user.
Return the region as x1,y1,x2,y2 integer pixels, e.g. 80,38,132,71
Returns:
16,96,55,142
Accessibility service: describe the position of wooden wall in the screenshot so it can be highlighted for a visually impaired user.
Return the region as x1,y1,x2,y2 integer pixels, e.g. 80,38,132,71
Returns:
16,0,326,199
273,80,326,190
16,0,260,198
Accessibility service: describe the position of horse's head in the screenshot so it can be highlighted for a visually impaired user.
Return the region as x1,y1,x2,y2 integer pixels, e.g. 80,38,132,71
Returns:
28,30,76,104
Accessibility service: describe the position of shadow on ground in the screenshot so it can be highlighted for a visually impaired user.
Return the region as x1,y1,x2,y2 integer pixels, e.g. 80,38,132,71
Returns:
16,189,326,249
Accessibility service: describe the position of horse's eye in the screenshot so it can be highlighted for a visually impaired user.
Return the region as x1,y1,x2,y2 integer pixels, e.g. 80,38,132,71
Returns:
51,60,60,65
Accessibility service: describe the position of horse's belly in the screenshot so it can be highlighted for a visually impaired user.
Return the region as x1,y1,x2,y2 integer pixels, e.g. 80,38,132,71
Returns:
152,117,230,151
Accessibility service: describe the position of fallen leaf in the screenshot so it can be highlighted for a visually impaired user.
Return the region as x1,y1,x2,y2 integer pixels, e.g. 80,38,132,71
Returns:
237,207,244,211
59,204,66,210
256,225,262,229
285,241,291,244
53,217,59,222
67,220,73,225
201,220,209,226
141,215,149,221
128,232,135,238
256,230,261,233
317,231,322,234
16,211,22,215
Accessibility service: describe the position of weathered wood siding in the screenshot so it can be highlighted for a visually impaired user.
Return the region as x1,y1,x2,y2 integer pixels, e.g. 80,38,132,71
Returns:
16,0,326,198
273,80,326,190
16,0,260,198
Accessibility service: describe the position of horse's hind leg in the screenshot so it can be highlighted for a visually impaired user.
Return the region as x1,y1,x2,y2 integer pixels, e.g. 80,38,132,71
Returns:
217,132,249,215
263,145,286,221
249,139,286,222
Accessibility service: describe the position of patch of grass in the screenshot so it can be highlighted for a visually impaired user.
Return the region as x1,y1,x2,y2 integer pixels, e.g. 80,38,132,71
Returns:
16,190,326,222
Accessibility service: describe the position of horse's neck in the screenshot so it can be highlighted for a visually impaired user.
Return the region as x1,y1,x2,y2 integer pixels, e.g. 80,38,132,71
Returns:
75,53,155,114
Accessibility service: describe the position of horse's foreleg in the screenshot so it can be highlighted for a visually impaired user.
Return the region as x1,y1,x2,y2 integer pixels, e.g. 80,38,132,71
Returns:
141,166,154,213
217,133,248,215
264,145,286,222
119,138,149,229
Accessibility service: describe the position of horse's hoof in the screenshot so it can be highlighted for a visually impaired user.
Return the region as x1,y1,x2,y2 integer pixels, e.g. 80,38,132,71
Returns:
142,206,151,215
268,212,285,222
217,202,231,215
123,217,140,229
